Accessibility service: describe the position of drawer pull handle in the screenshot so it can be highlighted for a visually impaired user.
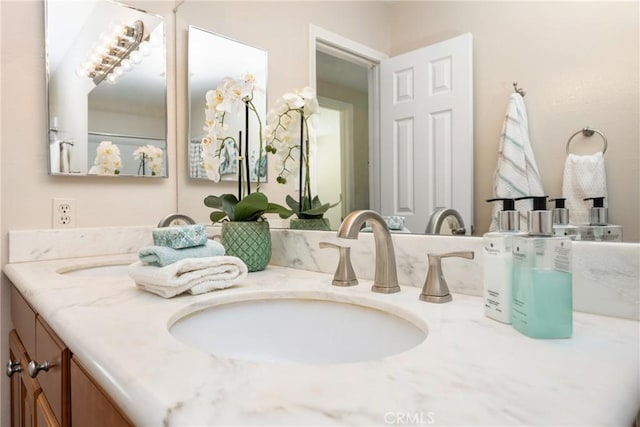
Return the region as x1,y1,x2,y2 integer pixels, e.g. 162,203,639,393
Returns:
6,360,22,378
27,360,50,378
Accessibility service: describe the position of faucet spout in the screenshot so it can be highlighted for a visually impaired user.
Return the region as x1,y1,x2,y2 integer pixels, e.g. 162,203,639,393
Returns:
425,207,466,235
337,210,400,294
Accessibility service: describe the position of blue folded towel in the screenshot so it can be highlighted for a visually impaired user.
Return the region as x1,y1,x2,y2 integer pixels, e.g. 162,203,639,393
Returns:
138,240,225,267
152,224,208,249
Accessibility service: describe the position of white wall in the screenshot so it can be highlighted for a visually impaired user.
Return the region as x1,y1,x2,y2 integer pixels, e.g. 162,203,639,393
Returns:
390,1,639,240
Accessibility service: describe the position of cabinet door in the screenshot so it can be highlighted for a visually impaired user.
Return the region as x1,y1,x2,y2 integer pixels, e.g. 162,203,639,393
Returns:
35,394,60,427
35,318,70,426
9,330,40,427
70,358,133,427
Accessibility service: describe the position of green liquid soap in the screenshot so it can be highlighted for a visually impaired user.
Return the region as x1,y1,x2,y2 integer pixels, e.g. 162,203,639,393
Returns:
511,268,573,338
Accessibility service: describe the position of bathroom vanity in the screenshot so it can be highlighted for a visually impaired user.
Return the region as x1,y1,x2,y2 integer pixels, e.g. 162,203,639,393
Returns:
4,227,639,426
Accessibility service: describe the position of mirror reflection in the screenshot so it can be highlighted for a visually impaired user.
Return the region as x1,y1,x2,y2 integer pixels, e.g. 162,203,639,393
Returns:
46,0,167,177
175,1,638,242
187,26,267,182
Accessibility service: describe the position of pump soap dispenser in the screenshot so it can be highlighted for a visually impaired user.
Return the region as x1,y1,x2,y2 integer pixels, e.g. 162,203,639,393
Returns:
579,197,622,241
483,198,525,323
549,198,579,239
511,196,573,339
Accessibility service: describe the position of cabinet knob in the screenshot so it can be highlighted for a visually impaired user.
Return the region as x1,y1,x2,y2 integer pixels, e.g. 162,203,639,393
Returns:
27,360,50,378
6,360,22,378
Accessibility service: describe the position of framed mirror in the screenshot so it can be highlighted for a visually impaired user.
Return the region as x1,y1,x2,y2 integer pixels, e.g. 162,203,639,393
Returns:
187,26,268,182
46,0,167,177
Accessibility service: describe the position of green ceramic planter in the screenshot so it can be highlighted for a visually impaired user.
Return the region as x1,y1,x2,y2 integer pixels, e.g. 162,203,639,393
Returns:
220,221,272,272
289,218,331,231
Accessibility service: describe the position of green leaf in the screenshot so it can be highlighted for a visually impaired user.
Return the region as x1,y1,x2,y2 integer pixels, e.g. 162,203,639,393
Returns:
266,202,294,219
219,194,239,221
209,211,227,223
233,192,268,221
204,195,223,209
285,194,300,212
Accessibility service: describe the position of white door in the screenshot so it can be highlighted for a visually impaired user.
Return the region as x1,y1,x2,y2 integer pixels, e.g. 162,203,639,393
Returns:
379,33,473,234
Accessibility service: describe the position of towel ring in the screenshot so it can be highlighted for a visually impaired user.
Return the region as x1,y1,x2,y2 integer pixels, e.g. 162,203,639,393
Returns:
566,127,608,155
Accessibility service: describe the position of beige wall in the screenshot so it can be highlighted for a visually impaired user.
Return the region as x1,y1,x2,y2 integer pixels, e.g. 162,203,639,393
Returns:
175,1,391,223
0,1,177,423
390,1,639,240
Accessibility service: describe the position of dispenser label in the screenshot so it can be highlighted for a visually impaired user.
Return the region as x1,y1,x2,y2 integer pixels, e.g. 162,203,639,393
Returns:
552,240,572,273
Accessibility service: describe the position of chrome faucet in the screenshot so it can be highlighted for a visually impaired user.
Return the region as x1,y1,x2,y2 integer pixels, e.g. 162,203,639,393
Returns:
157,213,196,228
425,207,466,235
337,210,400,294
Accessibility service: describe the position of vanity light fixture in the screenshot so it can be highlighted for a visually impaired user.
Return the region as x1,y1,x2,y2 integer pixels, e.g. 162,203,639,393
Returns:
76,20,146,86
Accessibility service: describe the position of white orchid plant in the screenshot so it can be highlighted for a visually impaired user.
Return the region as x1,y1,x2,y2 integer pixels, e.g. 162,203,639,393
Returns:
264,87,340,219
201,74,265,188
89,140,121,175
133,144,163,176
201,74,292,223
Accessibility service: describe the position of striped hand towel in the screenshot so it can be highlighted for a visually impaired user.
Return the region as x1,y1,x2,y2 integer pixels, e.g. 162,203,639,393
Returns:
489,93,545,231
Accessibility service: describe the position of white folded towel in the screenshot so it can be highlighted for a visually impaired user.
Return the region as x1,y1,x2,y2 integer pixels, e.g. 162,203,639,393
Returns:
562,151,608,225
128,256,248,298
490,93,545,231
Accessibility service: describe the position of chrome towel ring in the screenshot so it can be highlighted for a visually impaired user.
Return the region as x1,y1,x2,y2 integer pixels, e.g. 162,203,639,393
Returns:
566,127,608,155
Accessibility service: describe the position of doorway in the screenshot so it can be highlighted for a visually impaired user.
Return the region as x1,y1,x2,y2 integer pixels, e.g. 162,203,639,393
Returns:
311,26,387,226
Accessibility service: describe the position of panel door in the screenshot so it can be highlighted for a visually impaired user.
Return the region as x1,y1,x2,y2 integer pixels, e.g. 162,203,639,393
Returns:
379,33,473,233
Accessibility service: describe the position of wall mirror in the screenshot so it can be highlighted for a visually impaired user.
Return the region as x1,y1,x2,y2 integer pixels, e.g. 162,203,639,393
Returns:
46,0,167,177
187,26,268,182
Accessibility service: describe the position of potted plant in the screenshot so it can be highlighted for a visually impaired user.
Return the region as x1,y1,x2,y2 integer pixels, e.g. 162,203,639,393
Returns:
201,74,292,271
264,86,340,230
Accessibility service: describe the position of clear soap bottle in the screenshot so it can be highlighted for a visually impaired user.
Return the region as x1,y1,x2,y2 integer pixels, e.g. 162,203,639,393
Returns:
483,198,525,324
511,196,573,339
549,198,579,239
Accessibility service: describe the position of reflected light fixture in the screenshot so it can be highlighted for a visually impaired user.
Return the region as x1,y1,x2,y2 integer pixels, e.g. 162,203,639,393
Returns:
76,20,146,86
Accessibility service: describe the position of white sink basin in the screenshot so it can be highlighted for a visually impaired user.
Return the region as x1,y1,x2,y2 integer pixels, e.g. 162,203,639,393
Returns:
169,297,427,365
61,264,130,277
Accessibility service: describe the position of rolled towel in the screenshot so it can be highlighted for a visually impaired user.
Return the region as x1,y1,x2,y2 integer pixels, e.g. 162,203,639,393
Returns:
152,224,208,249
128,256,248,298
138,240,225,267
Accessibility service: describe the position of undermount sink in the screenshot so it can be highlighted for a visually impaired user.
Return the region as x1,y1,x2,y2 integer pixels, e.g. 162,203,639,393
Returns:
169,297,427,365
61,264,130,277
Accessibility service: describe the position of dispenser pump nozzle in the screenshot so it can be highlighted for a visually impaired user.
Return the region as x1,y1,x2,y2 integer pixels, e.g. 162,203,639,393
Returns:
584,197,608,225
549,198,566,209
584,197,605,208
516,195,548,211
486,197,515,211
486,197,518,232
515,196,552,235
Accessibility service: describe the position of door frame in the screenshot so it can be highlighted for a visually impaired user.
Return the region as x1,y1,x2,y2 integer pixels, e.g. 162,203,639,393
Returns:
309,25,388,212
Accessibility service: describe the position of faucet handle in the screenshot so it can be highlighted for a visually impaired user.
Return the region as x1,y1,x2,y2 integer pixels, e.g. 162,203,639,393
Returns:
319,242,358,287
419,251,474,303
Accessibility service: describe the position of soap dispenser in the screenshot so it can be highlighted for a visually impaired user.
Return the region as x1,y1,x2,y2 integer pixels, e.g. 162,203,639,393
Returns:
548,198,579,240
579,197,623,241
511,196,573,339
483,198,525,323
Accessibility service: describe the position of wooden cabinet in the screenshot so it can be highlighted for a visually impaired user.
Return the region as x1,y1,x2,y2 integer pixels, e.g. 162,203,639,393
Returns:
7,285,130,427
70,358,133,427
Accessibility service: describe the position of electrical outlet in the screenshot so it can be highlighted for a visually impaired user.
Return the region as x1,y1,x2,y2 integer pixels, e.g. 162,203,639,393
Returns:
52,198,76,228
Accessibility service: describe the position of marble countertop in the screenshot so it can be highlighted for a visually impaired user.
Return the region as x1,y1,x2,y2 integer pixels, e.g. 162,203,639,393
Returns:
4,255,639,426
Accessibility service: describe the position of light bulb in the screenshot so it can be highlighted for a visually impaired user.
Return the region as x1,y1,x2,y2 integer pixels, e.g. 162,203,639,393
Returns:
130,51,142,64
114,66,123,77
121,59,132,71
106,73,118,84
